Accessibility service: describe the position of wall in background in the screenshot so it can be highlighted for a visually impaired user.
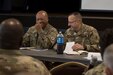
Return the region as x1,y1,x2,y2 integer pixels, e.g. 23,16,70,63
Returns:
0,13,113,33
0,0,113,34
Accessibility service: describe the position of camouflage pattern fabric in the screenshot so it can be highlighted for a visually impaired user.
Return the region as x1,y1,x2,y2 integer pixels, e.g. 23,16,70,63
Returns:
22,24,58,49
85,63,106,75
0,49,51,75
65,24,100,52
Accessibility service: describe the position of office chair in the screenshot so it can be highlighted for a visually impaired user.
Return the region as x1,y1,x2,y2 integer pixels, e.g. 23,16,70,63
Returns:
50,62,88,75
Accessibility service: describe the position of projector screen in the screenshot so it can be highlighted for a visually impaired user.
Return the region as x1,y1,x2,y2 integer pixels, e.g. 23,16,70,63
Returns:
81,0,113,12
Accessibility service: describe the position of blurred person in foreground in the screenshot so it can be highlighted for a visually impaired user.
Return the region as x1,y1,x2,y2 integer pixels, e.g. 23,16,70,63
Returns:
22,10,58,49
0,18,51,75
64,12,100,52
103,44,113,75
85,28,113,75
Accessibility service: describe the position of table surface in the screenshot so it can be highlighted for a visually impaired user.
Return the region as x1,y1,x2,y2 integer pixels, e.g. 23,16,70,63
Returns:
20,49,90,65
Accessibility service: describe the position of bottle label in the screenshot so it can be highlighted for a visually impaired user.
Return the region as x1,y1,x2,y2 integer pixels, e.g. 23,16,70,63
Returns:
57,37,64,44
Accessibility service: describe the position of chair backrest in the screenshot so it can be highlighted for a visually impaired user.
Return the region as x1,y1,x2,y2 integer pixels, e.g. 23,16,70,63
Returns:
50,62,88,75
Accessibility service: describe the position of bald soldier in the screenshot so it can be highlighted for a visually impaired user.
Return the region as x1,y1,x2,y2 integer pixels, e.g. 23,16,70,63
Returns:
65,12,100,52
0,18,51,75
22,10,58,49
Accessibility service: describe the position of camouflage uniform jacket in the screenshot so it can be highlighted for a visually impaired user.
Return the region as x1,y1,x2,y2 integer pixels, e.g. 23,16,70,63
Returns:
65,24,100,52
0,49,51,75
85,63,106,75
22,24,58,49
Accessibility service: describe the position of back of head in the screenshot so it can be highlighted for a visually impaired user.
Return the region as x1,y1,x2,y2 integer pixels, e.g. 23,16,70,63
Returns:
104,44,113,72
0,18,24,50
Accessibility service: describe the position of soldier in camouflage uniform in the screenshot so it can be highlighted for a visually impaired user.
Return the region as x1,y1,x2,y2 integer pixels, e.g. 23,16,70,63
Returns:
85,63,105,75
85,28,113,75
0,18,51,75
22,10,58,49
65,12,100,52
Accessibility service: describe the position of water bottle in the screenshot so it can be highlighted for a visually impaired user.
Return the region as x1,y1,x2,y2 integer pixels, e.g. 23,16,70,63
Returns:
57,31,64,54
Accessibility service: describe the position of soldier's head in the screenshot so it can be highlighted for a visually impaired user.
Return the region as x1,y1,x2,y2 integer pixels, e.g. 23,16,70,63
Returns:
0,18,24,50
68,12,82,32
36,10,48,29
103,44,113,75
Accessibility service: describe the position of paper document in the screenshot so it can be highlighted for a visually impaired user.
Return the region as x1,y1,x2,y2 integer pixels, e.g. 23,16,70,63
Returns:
84,52,102,61
20,47,48,51
20,47,35,50
63,42,88,55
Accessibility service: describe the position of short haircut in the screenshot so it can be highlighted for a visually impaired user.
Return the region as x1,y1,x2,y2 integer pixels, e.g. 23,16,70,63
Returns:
69,12,82,22
36,10,48,18
104,44,113,71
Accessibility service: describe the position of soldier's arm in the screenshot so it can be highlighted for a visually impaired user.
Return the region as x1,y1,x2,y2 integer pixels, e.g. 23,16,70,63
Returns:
22,28,31,47
20,56,51,75
38,28,58,48
85,69,94,75
64,30,68,43
64,29,72,43
32,58,51,75
85,28,100,52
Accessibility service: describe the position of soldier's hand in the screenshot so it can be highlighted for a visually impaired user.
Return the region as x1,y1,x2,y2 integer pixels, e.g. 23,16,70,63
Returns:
35,23,43,32
72,43,84,51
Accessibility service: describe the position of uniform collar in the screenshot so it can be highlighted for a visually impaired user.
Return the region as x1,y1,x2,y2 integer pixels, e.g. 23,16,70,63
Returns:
43,24,50,31
74,24,85,36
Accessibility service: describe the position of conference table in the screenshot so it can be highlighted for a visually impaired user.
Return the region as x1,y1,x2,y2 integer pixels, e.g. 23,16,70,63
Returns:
20,49,90,65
